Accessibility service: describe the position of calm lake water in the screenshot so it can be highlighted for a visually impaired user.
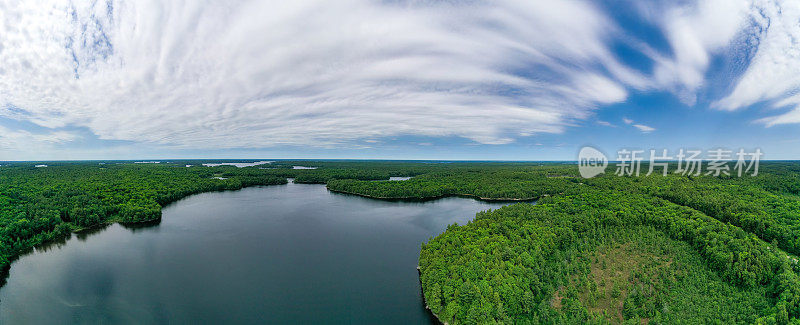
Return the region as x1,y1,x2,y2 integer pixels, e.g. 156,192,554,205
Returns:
0,182,508,324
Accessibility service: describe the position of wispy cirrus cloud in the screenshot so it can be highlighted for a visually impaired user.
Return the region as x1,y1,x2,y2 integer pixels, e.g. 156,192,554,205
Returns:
0,0,646,151
0,124,78,151
0,0,798,158
597,120,615,127
646,0,752,105
712,0,800,127
632,124,656,133
620,117,654,133
640,0,800,127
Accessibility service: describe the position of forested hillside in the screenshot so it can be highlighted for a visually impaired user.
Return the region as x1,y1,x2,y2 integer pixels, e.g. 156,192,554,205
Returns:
0,163,293,271
323,162,800,324
326,165,577,200
419,187,798,324
0,160,495,272
2,160,800,323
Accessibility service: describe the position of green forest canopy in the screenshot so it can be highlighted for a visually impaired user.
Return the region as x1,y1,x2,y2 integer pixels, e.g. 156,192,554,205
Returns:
2,160,800,323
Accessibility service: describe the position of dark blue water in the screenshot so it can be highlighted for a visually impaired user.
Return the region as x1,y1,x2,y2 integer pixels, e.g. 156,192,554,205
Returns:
0,182,507,324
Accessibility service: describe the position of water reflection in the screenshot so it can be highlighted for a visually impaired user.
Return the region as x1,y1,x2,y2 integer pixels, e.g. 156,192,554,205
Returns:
292,165,318,169
0,183,510,324
120,219,162,233
75,224,110,241
202,161,274,168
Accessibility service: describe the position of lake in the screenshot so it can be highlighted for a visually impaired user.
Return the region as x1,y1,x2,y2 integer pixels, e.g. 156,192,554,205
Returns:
0,182,508,324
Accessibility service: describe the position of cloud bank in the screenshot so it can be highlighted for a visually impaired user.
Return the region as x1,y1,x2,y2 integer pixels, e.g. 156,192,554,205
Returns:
0,0,798,154
0,0,644,150
713,0,800,127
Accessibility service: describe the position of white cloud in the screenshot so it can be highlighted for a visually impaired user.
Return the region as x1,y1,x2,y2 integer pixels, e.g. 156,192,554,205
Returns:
628,0,800,127
0,0,649,152
645,0,751,105
597,120,615,127
713,0,800,127
621,117,654,133
632,124,656,133
0,125,78,153
5,0,796,156
715,0,800,110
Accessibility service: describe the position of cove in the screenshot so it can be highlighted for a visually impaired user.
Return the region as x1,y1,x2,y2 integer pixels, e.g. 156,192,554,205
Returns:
0,182,508,324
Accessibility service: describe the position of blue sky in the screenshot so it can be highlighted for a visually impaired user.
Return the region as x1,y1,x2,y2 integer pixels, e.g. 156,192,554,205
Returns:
0,0,799,160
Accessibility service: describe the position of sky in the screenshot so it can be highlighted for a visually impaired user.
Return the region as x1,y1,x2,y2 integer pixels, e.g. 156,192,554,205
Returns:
0,0,799,161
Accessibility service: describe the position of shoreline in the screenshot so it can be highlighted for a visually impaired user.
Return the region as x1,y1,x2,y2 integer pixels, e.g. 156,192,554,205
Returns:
418,266,447,325
0,181,289,288
3,179,479,323
326,187,539,203
3,180,511,322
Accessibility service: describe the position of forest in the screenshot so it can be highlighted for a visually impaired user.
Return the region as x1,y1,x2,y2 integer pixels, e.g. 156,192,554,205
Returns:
1,160,800,323
327,161,800,323
0,160,449,271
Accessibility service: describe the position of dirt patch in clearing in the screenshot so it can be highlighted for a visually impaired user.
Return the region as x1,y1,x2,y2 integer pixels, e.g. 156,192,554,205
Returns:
553,243,671,324
551,286,565,309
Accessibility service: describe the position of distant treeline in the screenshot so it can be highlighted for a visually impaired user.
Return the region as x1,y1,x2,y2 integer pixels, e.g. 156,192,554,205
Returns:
2,160,800,323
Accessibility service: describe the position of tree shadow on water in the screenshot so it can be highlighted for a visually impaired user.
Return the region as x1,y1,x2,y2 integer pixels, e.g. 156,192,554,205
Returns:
120,218,162,233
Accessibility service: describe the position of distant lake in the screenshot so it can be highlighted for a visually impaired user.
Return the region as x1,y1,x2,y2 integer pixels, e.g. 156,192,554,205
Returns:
202,161,274,168
0,182,507,324
388,176,412,181
292,166,318,169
